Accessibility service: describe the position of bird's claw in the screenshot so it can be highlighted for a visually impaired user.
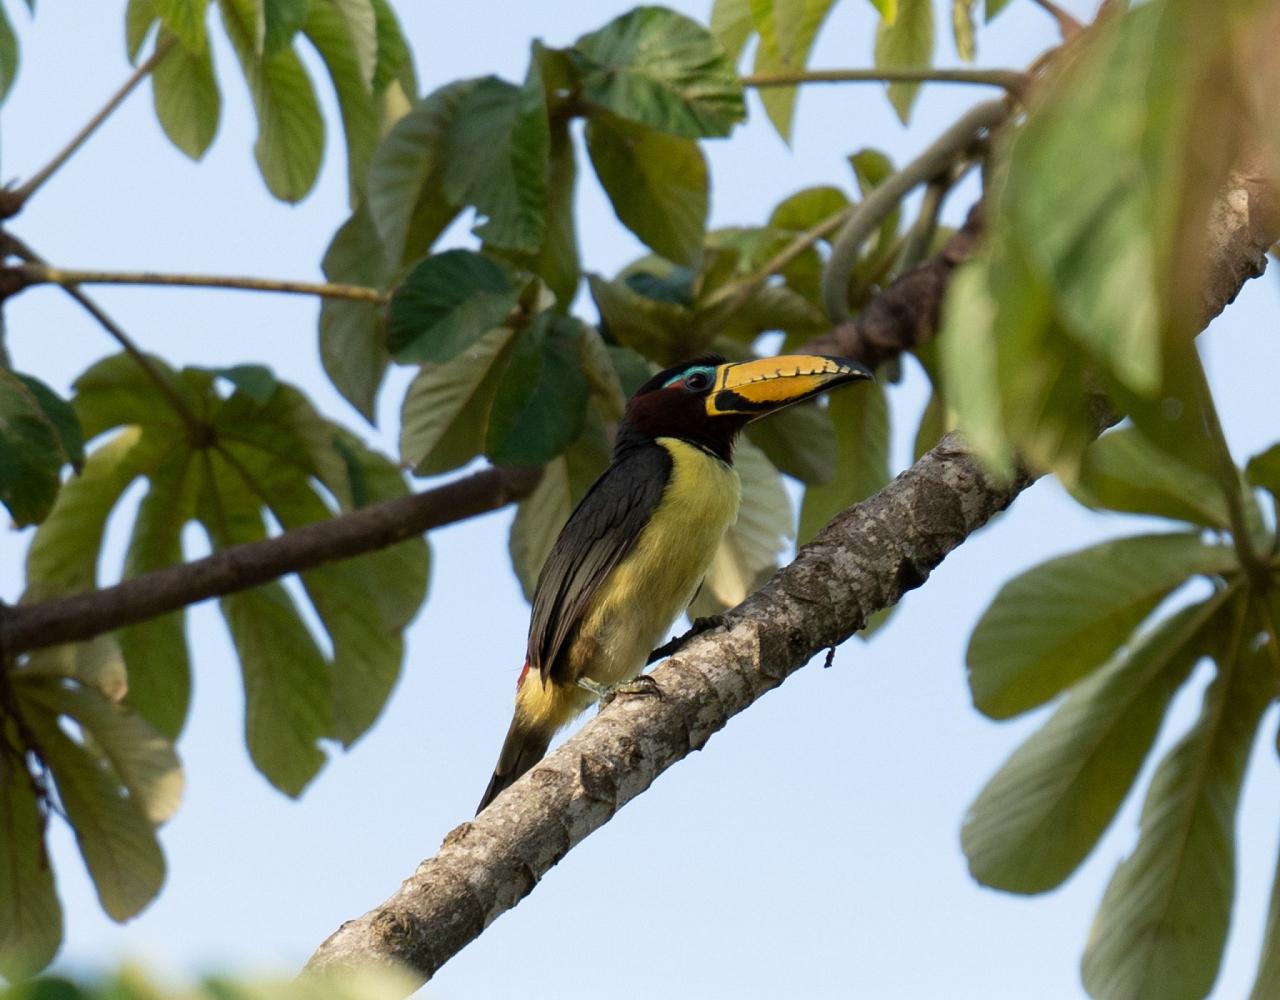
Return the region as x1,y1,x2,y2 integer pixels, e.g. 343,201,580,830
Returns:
578,674,663,707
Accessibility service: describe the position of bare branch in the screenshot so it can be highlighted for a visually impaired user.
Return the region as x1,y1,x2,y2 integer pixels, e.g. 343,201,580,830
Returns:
0,466,541,657
743,67,1027,92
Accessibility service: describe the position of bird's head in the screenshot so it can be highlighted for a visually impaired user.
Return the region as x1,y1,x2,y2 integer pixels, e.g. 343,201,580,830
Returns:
619,353,873,461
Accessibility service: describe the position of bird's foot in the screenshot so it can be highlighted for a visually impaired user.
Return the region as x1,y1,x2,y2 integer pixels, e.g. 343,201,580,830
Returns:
577,674,663,707
645,614,727,665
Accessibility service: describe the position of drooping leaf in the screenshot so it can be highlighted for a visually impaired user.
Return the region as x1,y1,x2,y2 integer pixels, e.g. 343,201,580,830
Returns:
952,0,976,61
798,379,889,543
262,0,309,53
126,0,159,63
0,369,72,526
1247,442,1280,500
23,636,128,704
571,6,745,138
750,0,838,141
966,533,1239,719
709,0,754,64
588,272,695,365
984,0,1012,20
586,113,708,267
486,313,590,466
0,734,62,981
746,398,837,486
519,115,581,307
0,5,19,105
690,438,792,617
209,364,277,404
152,0,209,54
398,328,515,476
874,0,934,123
387,250,524,365
870,0,897,20
963,594,1229,894
1081,613,1271,1000
318,205,391,421
369,0,412,93
441,74,549,253
218,0,325,202
331,0,376,85
15,373,85,471
150,27,221,159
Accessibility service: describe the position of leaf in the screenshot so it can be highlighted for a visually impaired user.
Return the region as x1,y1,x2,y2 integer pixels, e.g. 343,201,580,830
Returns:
302,0,379,199
210,364,277,404
963,595,1228,895
508,411,611,599
588,272,695,365
966,533,1239,719
709,0,754,64
318,206,391,421
150,26,221,159
126,0,159,63
0,369,70,526
0,737,62,981
153,0,209,54
1072,427,1231,529
16,373,85,472
522,115,580,307
369,0,412,94
571,6,746,138
485,313,590,466
22,701,165,921
398,328,515,476
869,0,897,21
262,0,308,53
441,74,549,253
331,0,376,86
1247,442,1280,499
798,379,889,543
985,0,1012,20
952,0,976,62
1251,826,1280,999
690,439,792,616
219,0,325,202
23,636,128,704
767,185,849,232
0,3,19,103
586,113,707,267
750,0,838,142
365,80,472,267
913,389,947,460
1081,612,1271,1000
387,250,523,365
746,398,837,486
874,0,933,124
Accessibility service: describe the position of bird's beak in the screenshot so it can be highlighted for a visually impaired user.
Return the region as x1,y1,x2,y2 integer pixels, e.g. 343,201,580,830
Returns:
706,355,873,418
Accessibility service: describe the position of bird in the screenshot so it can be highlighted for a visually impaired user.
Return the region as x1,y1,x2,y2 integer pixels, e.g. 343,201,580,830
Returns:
476,352,873,813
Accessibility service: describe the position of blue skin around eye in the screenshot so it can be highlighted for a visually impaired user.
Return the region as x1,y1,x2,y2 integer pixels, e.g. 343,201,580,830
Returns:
664,365,716,389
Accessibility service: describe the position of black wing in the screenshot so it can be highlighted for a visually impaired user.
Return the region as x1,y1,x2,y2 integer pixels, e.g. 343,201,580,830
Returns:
528,442,672,683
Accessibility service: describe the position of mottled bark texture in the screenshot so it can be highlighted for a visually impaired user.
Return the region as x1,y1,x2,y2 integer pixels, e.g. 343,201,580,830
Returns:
304,172,1279,992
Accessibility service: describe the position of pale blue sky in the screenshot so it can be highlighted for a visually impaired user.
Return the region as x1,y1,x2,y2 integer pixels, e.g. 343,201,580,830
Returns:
3,2,1279,998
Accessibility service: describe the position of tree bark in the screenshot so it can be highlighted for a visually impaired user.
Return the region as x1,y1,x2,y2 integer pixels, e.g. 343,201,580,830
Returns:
303,171,1278,993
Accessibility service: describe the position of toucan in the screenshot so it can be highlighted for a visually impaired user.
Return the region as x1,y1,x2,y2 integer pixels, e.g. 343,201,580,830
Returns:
477,353,873,812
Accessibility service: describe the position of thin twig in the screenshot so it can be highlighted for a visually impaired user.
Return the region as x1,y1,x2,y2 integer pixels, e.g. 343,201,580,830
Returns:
820,99,1010,322
8,263,389,303
742,67,1027,92
2,35,177,216
4,235,203,432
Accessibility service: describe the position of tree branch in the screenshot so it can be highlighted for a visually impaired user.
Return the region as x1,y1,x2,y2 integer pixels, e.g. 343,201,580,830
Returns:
742,67,1027,92
302,171,1280,996
6,263,389,303
0,465,541,657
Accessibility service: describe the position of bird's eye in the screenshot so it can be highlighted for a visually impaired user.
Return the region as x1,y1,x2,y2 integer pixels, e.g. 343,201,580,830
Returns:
685,371,710,391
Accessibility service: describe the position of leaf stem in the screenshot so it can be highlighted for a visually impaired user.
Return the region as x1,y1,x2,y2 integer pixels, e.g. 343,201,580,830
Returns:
821,99,1010,322
742,67,1027,92
7,263,389,303
4,235,203,433
1,35,177,217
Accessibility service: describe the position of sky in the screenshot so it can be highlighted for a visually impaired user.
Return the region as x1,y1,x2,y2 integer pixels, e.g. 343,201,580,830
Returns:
2,1,1280,998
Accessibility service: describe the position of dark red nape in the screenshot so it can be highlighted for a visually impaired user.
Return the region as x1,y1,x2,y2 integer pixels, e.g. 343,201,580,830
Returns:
616,354,745,463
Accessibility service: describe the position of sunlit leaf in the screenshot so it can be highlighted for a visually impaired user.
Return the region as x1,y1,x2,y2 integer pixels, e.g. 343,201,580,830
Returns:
750,0,838,142
798,378,889,542
331,0,376,85
952,0,976,61
126,0,159,63
874,0,933,123
23,636,128,704
985,0,1012,20
262,0,308,53
709,0,754,64
153,0,209,54
151,27,220,159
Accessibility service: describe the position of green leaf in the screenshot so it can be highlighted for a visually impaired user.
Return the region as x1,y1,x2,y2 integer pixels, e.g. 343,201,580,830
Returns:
963,594,1229,895
262,0,308,53
16,373,85,472
521,115,580,307
1073,427,1231,529
0,3,19,103
572,6,745,138
150,27,221,159
22,701,165,921
442,74,549,253
153,0,209,54
218,0,325,202
0,735,62,981
23,636,129,704
210,364,277,404
1081,610,1272,1000
586,113,707,266
913,389,947,460
1247,442,1280,499
331,0,376,86
509,410,611,599
398,328,515,476
798,379,889,543
746,399,837,486
588,272,695,365
767,185,849,232
750,0,838,142
126,0,159,64
369,0,413,97
985,0,1012,20
0,369,69,526
870,0,897,21
387,250,523,364
952,0,976,61
967,533,1239,719
302,0,379,198
709,0,754,64
690,439,792,617
366,80,472,266
873,0,933,123
318,205,391,421
486,313,590,466
1251,826,1280,999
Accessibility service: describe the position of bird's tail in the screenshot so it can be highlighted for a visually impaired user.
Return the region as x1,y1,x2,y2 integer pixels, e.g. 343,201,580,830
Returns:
476,717,552,814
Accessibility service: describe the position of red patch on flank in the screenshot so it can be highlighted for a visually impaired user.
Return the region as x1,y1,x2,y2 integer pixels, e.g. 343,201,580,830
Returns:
516,660,530,690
